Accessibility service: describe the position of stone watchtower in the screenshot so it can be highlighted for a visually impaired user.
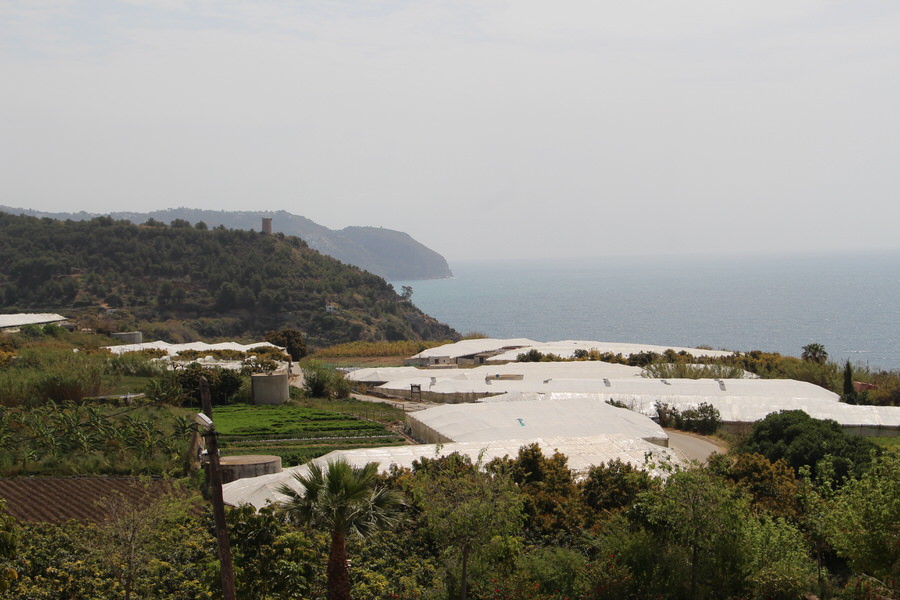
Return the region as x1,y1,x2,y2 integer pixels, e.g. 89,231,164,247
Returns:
261,217,273,235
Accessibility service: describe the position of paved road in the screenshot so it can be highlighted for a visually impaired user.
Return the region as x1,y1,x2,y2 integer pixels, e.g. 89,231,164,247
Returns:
665,430,727,464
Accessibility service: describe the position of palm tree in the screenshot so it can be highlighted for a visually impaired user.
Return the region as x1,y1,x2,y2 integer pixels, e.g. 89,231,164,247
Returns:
277,458,404,600
801,343,829,364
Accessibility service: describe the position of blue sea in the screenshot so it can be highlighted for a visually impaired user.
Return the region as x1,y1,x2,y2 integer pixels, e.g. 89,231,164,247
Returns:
393,251,900,371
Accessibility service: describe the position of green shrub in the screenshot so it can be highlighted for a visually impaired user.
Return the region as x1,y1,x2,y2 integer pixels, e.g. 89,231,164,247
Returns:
107,352,167,377
264,329,308,360
517,349,545,362
654,401,721,434
18,324,43,338
680,402,722,435
744,516,818,600
301,361,351,399
739,410,881,485
0,348,105,405
146,364,245,406
642,361,745,379
175,348,245,361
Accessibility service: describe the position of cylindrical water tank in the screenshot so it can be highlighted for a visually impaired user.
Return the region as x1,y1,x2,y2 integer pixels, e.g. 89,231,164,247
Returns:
219,455,282,484
252,372,289,405
111,331,143,344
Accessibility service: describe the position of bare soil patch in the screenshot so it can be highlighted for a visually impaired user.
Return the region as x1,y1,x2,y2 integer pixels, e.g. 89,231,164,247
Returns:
0,477,183,523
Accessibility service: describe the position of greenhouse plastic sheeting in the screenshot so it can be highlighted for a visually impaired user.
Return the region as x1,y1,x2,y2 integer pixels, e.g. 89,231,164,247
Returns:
410,338,539,360
488,340,735,362
489,391,900,429
104,340,282,356
222,434,682,509
406,396,668,446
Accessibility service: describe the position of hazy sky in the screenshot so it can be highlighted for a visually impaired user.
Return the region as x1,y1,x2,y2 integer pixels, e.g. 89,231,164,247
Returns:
2,1,899,261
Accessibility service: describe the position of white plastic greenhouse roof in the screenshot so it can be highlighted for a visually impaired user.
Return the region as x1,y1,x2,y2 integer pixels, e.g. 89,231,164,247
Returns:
104,340,282,356
411,338,539,359
488,340,735,362
0,313,67,328
490,391,900,429
407,396,668,445
368,368,824,401
349,361,643,387
222,434,682,509
348,366,439,382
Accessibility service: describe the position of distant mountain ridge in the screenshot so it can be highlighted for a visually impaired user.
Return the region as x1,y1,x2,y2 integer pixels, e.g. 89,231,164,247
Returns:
0,206,452,281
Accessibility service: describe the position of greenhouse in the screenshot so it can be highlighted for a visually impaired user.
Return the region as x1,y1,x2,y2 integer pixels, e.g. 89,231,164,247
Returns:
486,339,735,362
104,339,282,356
490,390,900,436
222,434,681,509
407,338,735,365
406,396,669,446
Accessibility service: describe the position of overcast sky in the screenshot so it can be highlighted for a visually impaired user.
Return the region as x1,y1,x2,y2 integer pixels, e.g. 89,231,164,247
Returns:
2,1,899,261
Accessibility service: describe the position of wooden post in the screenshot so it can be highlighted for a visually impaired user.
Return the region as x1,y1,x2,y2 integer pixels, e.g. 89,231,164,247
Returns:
200,376,237,600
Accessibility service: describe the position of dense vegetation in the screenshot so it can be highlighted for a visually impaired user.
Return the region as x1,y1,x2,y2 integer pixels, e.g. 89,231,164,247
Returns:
737,410,881,485
1,438,896,599
0,401,193,477
0,212,458,347
1,206,454,281
313,340,447,358
0,329,405,475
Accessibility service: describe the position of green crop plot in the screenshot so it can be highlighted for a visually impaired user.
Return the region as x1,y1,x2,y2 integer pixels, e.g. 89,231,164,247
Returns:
212,402,408,466
871,436,900,450
214,405,385,439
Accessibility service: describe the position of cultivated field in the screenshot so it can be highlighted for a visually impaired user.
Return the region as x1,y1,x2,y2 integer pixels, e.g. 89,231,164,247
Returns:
212,401,409,466
0,478,186,523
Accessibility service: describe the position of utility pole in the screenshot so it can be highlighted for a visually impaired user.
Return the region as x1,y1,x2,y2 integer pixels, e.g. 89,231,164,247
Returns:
199,376,237,600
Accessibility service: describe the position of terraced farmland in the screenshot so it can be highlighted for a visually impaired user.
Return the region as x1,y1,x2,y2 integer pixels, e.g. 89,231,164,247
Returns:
212,402,409,466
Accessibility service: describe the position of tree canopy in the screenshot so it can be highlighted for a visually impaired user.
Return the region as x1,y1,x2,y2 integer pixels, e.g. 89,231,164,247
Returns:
738,410,880,485
277,459,403,600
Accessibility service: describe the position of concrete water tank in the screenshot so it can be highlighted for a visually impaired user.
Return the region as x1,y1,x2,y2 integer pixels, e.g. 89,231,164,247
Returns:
111,331,143,344
219,455,282,484
252,372,289,405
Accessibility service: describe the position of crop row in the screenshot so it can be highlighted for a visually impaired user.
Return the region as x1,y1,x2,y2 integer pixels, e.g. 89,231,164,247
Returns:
221,436,406,467
221,419,385,436
218,427,389,442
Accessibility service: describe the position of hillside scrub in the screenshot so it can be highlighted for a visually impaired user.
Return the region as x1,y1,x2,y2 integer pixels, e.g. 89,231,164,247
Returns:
312,340,448,358
0,212,459,346
0,338,133,406
11,206,454,281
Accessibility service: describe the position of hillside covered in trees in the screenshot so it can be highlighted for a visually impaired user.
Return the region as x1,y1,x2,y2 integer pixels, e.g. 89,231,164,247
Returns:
0,206,454,281
0,212,458,346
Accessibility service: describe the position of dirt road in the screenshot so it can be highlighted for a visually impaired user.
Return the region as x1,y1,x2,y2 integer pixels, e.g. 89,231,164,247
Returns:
665,430,728,464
